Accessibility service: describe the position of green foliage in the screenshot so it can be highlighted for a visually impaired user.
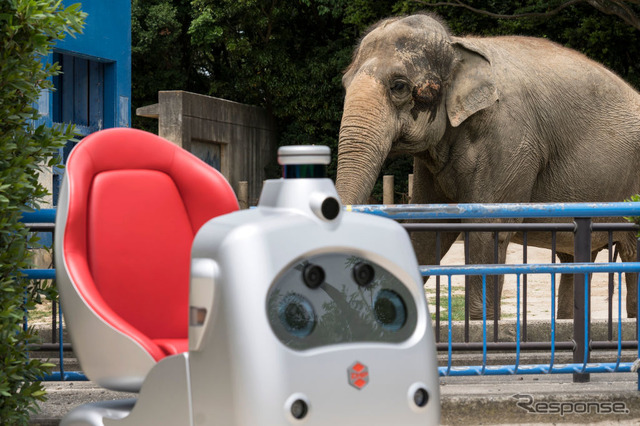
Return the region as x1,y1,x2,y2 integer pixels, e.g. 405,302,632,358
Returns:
624,194,640,236
132,0,201,132
406,1,640,89
131,0,640,202
188,0,354,152
0,1,84,423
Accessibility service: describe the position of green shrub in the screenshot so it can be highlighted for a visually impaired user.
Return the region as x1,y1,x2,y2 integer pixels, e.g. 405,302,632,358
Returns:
0,1,84,423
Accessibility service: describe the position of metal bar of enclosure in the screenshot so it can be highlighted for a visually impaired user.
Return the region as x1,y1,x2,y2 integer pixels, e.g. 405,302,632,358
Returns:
352,202,640,385
347,202,640,219
573,218,592,383
17,204,640,385
18,209,88,382
22,269,56,280
424,262,640,379
20,208,57,223
421,262,640,278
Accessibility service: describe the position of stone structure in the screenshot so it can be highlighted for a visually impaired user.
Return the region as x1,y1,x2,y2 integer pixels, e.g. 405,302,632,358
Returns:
137,91,278,205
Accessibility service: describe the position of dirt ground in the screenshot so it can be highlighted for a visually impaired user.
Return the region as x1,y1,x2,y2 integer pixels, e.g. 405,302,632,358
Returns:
424,241,630,320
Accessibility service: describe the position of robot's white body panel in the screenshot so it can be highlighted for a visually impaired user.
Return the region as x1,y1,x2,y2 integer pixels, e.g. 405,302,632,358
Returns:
61,148,440,425
187,178,440,424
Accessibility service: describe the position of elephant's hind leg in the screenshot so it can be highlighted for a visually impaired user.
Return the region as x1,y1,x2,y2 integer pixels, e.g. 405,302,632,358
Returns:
557,251,600,319
467,230,510,320
557,252,575,319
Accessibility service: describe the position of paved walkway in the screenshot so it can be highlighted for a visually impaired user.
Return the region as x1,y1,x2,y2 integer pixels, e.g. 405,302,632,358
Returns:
440,373,640,425
29,372,640,425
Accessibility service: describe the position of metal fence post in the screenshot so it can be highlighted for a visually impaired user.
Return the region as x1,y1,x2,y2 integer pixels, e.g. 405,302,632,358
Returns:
573,217,591,383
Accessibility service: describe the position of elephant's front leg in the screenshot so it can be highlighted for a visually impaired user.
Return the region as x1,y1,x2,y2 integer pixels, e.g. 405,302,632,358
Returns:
616,236,638,318
411,229,460,267
467,229,512,320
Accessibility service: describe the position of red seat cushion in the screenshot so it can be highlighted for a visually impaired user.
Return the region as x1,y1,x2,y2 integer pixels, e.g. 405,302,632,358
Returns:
63,128,238,360
88,170,193,339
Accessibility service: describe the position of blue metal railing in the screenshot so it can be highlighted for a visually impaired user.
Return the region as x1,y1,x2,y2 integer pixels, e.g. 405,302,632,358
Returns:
426,263,640,378
21,208,57,223
21,209,57,281
20,208,88,382
19,203,640,388
347,201,640,219
352,202,640,389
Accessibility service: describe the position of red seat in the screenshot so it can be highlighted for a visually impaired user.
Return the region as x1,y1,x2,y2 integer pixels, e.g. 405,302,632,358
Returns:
55,128,238,392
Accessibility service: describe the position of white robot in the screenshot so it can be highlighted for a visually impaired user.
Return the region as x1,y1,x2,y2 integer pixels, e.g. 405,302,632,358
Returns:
59,139,440,425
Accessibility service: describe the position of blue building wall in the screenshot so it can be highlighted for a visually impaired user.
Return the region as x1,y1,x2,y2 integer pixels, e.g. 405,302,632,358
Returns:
38,0,131,131
36,0,131,234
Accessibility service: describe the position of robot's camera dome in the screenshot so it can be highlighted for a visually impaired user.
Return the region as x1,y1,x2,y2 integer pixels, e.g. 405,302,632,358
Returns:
353,262,375,287
373,289,407,332
303,263,325,289
278,294,316,338
267,253,419,350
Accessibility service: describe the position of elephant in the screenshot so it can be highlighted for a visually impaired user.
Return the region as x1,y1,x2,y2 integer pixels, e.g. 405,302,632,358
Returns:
335,13,640,320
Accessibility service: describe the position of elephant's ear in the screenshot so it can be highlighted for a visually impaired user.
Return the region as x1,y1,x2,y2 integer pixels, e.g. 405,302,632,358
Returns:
446,38,499,127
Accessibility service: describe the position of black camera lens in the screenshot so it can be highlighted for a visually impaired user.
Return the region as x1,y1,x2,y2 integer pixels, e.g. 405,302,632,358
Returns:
279,294,315,338
321,197,340,220
303,264,325,289
290,399,308,419
413,388,429,408
352,262,375,287
373,289,406,331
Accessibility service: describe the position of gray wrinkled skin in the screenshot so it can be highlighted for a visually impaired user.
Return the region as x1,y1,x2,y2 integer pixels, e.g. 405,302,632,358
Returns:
336,13,640,319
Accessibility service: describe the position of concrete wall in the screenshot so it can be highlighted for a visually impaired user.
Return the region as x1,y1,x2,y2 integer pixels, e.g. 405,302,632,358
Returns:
137,91,278,204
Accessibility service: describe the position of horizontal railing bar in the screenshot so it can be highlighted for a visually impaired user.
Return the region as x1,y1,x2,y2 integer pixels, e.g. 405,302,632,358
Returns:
591,223,639,231
349,202,640,219
404,223,639,232
591,341,639,349
422,262,640,276
439,342,574,351
437,341,638,351
23,207,640,225
41,372,88,381
22,205,640,223
21,269,56,280
28,343,73,351
26,224,55,232
20,209,56,223
440,362,635,376
403,223,576,232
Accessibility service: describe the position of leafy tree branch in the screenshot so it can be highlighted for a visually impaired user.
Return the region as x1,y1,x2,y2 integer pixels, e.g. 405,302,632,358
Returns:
411,0,640,31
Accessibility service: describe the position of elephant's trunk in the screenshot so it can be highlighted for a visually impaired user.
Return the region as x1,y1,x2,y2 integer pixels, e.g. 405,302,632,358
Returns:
336,75,396,205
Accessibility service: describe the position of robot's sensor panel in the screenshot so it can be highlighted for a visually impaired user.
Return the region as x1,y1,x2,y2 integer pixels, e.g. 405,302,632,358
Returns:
267,252,418,350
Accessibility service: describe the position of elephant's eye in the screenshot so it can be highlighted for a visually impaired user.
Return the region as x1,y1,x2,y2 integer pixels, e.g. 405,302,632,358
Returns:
390,81,407,93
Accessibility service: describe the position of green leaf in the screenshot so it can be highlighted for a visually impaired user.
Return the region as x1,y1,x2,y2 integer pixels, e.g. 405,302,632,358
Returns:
0,0,85,421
